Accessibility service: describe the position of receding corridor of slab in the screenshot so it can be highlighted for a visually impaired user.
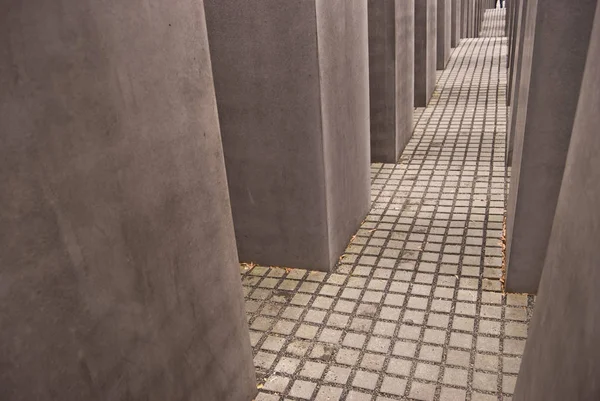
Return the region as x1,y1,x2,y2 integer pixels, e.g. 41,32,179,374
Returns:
241,9,533,401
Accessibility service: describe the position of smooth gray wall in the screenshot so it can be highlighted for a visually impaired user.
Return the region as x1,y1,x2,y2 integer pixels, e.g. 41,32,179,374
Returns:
415,0,437,106
437,0,452,69
204,0,370,271
513,4,600,399
368,0,415,163
0,0,256,400
505,0,598,293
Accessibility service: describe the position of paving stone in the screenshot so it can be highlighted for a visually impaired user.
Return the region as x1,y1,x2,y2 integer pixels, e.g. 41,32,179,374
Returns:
505,322,528,338
393,341,418,358
440,387,467,401
263,375,290,392
409,381,437,401
479,320,501,335
503,339,526,355
274,357,300,374
299,361,327,379
450,332,473,349
443,366,469,387
324,366,351,385
380,376,407,397
255,392,280,401
473,371,499,392
360,353,386,371
415,363,441,382
477,336,500,353
336,348,361,366
398,324,422,340
502,374,518,394
387,358,413,376
502,356,522,374
289,380,316,399
343,333,367,349
315,386,344,401
254,352,277,370
352,370,379,390
446,349,471,368
347,391,373,401
373,321,397,337
419,345,444,363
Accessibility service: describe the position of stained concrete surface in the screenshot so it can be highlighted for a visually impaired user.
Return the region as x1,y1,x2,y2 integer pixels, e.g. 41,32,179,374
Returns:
415,0,438,106
437,0,452,69
505,0,598,293
514,4,600,399
204,0,370,272
368,0,415,164
0,1,255,400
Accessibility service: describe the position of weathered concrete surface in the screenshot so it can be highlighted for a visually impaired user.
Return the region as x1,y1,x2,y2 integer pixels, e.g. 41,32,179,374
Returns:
505,0,598,293
451,0,462,46
513,5,600,399
0,1,256,400
415,0,437,106
204,0,370,271
368,0,415,163
437,0,452,69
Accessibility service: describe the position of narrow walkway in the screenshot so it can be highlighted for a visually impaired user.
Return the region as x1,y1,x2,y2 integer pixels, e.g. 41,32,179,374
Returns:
243,9,533,401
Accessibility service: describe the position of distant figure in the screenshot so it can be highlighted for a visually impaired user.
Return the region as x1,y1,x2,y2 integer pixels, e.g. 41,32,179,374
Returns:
497,0,504,7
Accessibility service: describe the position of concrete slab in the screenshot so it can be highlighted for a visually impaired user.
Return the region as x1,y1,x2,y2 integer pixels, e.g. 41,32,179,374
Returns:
415,0,438,106
0,1,256,400
451,0,462,47
204,0,370,272
368,0,415,163
507,0,527,163
437,0,452,69
505,0,598,293
461,0,469,37
513,4,600,399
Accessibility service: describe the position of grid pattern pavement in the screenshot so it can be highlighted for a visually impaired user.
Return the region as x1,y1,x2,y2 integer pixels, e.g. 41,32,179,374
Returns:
242,9,533,401
481,8,507,38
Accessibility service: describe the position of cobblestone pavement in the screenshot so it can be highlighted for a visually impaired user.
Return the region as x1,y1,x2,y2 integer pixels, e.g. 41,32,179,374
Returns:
241,9,534,401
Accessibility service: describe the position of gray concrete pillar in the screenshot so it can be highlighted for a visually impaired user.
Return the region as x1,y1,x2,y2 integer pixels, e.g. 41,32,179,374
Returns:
506,0,512,38
505,0,598,293
437,0,452,69
504,0,516,38
513,4,600,398
478,0,482,36
0,0,256,400
507,0,527,162
475,0,480,36
452,0,462,47
467,0,475,37
507,0,522,101
368,0,415,163
415,0,438,106
204,0,370,272
461,0,469,37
